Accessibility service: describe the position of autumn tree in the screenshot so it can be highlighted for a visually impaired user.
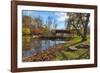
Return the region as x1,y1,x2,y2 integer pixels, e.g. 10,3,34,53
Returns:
43,25,50,35
32,16,43,35
67,13,90,41
22,16,32,34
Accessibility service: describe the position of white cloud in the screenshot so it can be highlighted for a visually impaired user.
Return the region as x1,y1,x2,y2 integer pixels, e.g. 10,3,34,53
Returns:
55,13,69,21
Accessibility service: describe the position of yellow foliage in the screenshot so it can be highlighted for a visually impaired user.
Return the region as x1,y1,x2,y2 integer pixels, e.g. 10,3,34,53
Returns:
22,27,31,34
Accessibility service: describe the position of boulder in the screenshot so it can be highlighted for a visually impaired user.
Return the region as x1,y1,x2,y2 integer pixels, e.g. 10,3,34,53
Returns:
68,46,77,51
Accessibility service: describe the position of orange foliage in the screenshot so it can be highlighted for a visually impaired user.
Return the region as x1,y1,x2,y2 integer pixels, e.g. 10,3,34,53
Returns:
33,28,43,35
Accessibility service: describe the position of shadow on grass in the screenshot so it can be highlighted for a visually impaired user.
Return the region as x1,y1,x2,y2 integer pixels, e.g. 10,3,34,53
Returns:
76,50,89,59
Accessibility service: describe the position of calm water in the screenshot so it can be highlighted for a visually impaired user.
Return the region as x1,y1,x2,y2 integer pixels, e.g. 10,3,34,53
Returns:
22,36,65,58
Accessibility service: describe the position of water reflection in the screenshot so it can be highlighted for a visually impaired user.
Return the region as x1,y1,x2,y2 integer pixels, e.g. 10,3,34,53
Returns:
22,36,65,58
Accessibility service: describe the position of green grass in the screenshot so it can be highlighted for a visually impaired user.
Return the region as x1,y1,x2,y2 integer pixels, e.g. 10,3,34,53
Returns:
56,48,89,60
55,51,64,60
72,36,82,42
55,35,90,60
86,35,90,44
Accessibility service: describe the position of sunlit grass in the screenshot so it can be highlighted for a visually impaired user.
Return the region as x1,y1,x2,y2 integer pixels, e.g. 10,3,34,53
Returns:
56,48,89,60
56,35,90,60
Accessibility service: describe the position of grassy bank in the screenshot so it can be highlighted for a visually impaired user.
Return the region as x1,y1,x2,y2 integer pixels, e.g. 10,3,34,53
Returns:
55,35,90,60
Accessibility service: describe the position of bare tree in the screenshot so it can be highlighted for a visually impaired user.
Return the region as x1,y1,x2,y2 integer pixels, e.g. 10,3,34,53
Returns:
67,12,90,41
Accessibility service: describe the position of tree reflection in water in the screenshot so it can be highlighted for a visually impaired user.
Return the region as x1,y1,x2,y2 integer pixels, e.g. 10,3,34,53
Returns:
22,35,65,59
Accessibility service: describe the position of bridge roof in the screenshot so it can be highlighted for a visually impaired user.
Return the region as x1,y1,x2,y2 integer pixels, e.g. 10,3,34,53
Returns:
55,30,71,33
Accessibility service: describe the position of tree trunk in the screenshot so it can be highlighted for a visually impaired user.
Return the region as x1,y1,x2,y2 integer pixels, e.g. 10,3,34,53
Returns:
82,14,90,41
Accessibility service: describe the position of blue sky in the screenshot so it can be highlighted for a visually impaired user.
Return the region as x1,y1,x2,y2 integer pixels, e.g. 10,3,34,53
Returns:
22,10,68,29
